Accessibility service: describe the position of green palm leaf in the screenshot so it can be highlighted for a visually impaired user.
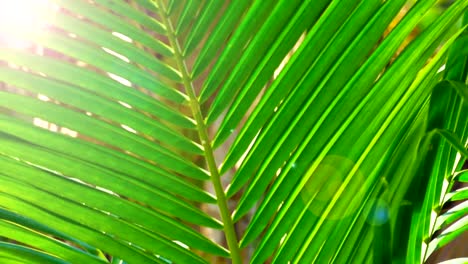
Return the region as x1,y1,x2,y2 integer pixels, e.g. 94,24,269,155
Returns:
0,0,467,263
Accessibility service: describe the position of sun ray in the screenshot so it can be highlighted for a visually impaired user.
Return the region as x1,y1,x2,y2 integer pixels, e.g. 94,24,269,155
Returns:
0,0,56,49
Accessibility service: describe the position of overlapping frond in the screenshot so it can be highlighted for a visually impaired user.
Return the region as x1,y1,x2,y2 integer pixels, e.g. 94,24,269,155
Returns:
405,23,468,263
220,1,467,262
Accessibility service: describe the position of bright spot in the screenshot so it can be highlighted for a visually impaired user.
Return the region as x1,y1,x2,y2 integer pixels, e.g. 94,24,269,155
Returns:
112,32,133,43
59,127,78,138
107,72,132,87
95,185,118,196
48,123,58,132
437,64,446,73
121,124,137,134
37,94,50,101
280,233,287,245
0,0,56,48
173,240,189,250
33,117,49,129
118,101,133,109
102,47,130,63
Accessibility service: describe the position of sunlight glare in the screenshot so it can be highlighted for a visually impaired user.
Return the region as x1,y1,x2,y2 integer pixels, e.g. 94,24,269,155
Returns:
0,0,55,48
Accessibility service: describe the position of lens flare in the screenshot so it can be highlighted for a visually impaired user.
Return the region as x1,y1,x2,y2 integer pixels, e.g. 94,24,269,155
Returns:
0,0,55,48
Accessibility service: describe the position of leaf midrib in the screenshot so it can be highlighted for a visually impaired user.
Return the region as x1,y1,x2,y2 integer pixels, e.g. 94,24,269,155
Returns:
154,1,242,263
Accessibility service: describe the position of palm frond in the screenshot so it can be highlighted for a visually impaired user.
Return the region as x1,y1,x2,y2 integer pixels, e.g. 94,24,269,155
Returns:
0,0,467,263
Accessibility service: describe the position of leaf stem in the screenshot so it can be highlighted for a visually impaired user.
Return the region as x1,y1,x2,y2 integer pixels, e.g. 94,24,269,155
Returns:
155,2,242,263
